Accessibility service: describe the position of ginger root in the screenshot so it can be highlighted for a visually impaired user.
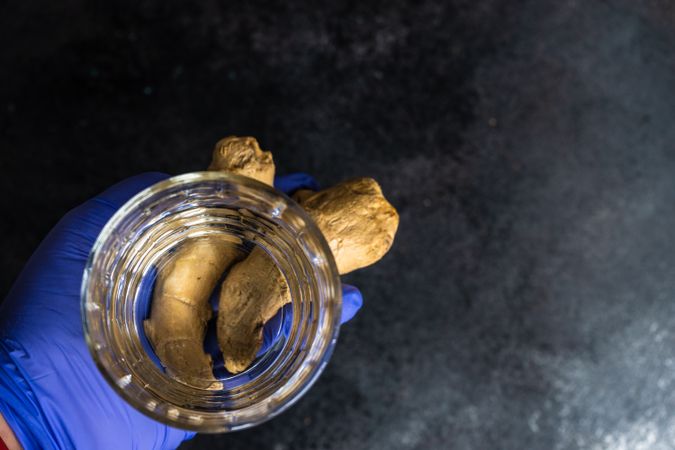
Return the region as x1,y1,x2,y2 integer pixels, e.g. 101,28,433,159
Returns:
218,177,399,373
301,177,399,274
217,247,290,373
144,136,275,388
208,136,275,186
146,135,399,380
144,239,242,388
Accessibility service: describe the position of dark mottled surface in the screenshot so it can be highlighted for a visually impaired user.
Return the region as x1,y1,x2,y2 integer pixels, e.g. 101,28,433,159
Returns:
3,0,675,448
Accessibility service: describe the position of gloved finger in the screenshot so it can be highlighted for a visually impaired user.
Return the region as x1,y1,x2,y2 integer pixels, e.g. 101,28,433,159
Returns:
257,304,292,356
340,284,363,323
257,283,362,356
164,428,197,448
136,266,165,370
96,172,170,210
274,173,319,195
44,172,170,259
4,173,170,310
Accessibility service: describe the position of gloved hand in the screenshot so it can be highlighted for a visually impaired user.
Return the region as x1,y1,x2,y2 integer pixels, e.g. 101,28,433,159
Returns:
0,172,362,450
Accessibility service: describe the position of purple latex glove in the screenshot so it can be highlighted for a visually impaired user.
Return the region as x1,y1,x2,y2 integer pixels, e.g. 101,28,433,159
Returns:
0,172,362,450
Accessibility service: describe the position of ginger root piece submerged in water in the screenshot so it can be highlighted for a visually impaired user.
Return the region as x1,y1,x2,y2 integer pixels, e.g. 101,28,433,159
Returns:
144,136,276,388
144,239,242,389
217,247,290,373
217,177,399,373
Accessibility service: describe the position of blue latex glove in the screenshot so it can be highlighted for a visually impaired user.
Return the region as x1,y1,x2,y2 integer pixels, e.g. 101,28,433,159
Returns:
0,172,363,450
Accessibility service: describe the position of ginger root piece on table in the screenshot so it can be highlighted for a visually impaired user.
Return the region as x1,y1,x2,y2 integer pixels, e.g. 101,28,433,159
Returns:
300,178,399,274
144,136,275,389
218,177,399,373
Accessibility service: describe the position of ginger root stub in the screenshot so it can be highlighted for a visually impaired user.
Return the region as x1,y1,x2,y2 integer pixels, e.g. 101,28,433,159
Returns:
217,177,399,373
208,136,275,186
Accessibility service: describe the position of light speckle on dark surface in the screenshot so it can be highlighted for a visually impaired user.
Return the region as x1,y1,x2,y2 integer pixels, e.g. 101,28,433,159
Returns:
2,0,675,449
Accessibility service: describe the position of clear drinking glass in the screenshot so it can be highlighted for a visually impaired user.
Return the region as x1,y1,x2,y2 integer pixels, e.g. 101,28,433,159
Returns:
80,172,342,432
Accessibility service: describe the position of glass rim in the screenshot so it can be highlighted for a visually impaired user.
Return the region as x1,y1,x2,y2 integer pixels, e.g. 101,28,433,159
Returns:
80,171,342,432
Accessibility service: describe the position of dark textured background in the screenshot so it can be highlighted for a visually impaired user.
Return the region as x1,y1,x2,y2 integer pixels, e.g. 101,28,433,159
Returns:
3,0,675,448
